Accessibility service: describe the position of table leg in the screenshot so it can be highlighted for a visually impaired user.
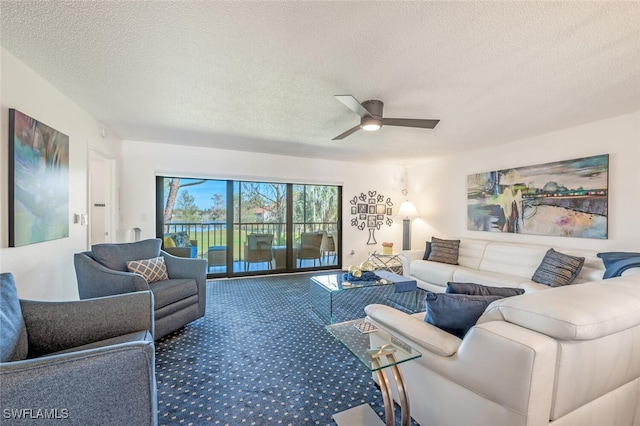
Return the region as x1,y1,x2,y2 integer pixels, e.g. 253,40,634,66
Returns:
388,363,410,426
371,358,395,426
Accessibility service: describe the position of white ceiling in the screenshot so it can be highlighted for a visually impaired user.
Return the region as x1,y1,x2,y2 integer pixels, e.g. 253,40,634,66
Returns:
2,1,639,165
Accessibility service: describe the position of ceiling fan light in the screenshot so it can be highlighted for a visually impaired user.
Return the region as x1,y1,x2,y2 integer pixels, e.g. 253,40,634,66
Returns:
361,117,381,131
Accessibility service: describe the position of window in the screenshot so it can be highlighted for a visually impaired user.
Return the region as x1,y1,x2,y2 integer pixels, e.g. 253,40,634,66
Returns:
157,177,341,277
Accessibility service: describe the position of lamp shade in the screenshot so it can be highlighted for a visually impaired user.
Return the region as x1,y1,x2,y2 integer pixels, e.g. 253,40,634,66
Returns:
398,201,418,219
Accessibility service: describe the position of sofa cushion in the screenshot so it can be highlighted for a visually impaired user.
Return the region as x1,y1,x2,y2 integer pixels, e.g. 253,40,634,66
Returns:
0,273,29,362
488,276,640,340
478,242,549,279
149,278,198,309
127,256,169,283
92,239,162,272
456,239,491,269
411,260,456,288
424,292,502,338
446,282,524,297
532,248,584,287
452,267,536,290
428,237,460,265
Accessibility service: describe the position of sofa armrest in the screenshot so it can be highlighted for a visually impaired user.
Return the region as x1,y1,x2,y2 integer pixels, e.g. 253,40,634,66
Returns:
365,304,461,356
0,340,157,426
20,291,154,357
162,251,207,317
440,321,557,421
399,250,424,277
366,304,558,423
74,253,149,299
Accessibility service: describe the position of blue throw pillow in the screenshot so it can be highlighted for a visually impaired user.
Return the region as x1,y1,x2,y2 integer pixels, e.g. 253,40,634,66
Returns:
0,273,28,362
422,242,432,260
424,292,502,339
598,252,640,278
446,282,524,297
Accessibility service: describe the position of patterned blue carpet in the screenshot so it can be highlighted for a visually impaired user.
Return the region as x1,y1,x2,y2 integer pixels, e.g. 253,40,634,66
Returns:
155,272,423,425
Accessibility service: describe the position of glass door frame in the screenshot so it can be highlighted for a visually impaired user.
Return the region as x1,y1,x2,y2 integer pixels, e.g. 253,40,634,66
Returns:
156,176,342,278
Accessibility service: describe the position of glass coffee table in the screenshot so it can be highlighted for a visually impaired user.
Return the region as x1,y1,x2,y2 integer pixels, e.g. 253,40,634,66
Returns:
310,271,418,324
326,319,421,426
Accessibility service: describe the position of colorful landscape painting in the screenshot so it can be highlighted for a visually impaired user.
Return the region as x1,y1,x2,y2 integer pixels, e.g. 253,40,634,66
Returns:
9,109,69,246
467,154,608,239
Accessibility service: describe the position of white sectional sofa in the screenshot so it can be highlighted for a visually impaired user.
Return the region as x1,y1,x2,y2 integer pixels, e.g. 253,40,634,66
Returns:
400,238,619,293
365,274,640,426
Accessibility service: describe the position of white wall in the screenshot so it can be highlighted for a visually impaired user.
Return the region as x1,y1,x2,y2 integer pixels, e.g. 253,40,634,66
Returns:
120,140,408,267
409,111,640,252
0,48,122,300
4,45,637,301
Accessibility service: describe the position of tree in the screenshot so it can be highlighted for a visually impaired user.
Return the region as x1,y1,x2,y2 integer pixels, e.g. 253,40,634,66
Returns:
163,178,207,228
176,190,200,222
209,193,226,222
240,182,287,243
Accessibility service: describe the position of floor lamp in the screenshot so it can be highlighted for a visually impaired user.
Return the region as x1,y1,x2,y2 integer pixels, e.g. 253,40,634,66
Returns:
398,201,418,250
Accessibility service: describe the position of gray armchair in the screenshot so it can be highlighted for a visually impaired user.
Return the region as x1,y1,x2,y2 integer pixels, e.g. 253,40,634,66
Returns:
74,238,206,339
0,272,157,426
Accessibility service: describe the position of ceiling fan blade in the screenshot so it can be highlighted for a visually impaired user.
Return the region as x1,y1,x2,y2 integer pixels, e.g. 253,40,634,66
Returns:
335,95,372,118
332,124,361,140
383,118,440,129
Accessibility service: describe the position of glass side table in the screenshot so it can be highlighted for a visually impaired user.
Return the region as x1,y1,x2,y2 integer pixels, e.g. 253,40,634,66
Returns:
326,319,422,426
368,252,403,274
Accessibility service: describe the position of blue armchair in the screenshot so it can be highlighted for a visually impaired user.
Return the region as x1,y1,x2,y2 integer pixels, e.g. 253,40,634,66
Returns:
0,272,157,426
74,238,207,339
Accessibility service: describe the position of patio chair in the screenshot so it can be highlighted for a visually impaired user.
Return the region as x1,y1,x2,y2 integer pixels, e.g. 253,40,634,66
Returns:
163,232,198,258
320,230,337,263
0,272,157,426
244,234,274,271
207,246,227,272
297,232,323,267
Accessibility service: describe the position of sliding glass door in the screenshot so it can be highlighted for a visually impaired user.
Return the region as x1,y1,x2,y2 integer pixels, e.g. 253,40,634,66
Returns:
293,184,339,270
157,177,229,274
234,181,287,273
157,177,341,277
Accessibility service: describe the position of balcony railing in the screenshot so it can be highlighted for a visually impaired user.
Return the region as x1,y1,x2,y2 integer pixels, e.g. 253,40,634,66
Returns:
164,221,338,263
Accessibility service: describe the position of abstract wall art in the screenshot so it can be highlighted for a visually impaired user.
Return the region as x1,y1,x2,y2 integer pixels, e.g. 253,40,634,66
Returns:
9,109,70,247
467,154,608,239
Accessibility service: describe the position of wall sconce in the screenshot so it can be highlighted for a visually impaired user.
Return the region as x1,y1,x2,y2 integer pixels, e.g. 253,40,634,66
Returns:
397,200,418,250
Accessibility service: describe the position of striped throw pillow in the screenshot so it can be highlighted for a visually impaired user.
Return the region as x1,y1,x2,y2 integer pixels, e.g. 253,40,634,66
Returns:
127,256,169,283
427,237,460,265
532,249,584,287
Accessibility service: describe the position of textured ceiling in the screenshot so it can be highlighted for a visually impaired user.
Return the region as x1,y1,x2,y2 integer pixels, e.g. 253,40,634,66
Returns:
1,1,639,165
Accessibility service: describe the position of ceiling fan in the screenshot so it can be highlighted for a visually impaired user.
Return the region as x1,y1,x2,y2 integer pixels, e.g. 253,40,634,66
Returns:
332,95,440,140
